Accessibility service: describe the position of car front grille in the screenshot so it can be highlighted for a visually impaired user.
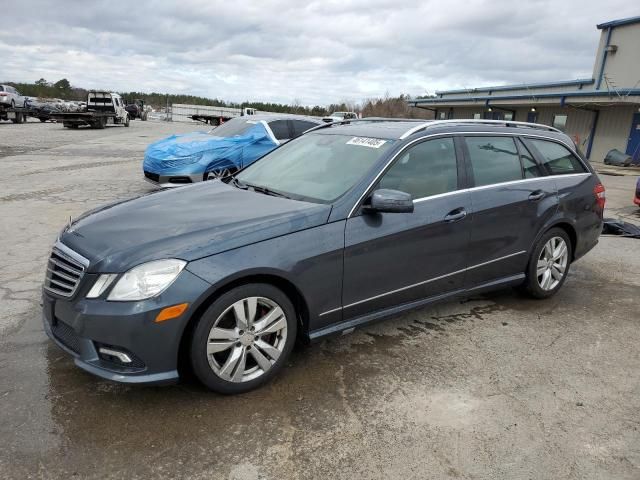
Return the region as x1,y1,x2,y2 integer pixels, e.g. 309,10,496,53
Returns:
44,244,89,298
51,320,81,354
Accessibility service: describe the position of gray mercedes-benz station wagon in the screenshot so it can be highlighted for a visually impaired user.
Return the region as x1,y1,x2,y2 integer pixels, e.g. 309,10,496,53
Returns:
43,119,605,394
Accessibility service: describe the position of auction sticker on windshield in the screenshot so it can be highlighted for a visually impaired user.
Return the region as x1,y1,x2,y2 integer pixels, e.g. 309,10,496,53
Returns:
346,137,387,148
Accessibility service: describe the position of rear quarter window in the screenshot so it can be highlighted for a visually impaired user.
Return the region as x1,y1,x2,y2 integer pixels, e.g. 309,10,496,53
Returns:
528,139,587,175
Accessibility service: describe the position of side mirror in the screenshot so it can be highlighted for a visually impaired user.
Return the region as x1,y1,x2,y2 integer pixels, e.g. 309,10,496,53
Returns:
365,189,414,214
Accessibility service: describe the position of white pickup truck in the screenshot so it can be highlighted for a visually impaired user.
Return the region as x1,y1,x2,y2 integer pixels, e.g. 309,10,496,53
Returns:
49,91,130,129
322,111,359,123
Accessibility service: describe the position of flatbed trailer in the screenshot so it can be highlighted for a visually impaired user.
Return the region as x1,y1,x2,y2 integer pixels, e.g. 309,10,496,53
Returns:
48,111,125,129
48,91,130,129
0,106,34,123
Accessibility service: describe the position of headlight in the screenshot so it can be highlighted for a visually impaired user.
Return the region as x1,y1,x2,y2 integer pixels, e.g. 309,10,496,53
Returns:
106,259,186,301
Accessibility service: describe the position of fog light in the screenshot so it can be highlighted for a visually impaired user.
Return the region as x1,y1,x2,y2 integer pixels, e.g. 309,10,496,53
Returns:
98,347,132,364
155,303,189,323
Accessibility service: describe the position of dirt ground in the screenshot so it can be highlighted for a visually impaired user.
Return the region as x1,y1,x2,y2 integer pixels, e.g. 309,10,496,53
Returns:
1,119,639,479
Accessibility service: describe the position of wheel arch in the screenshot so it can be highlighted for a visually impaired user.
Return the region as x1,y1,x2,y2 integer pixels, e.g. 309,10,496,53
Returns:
177,272,311,374
532,219,578,262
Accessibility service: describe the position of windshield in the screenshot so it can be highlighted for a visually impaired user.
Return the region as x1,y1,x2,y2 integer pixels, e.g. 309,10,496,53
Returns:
329,112,346,117
236,133,393,203
209,118,257,137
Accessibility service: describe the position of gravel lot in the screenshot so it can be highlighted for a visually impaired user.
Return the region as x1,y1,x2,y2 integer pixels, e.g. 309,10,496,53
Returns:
1,119,639,479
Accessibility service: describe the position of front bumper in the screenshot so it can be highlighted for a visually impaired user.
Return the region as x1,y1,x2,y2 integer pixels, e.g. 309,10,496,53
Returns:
143,170,203,188
42,268,212,385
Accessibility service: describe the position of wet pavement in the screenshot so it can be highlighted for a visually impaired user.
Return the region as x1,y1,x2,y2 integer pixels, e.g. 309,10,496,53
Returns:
1,120,639,479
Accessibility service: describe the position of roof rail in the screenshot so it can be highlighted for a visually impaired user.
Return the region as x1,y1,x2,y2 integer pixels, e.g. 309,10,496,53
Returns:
303,117,423,134
399,119,562,139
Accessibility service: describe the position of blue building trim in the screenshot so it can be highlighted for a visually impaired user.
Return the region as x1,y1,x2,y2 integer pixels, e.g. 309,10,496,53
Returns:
410,89,640,105
597,16,640,29
585,110,600,159
435,78,594,96
596,27,613,90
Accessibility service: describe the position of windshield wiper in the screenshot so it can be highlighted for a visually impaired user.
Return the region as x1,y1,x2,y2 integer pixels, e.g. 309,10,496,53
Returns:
229,177,248,189
245,183,292,199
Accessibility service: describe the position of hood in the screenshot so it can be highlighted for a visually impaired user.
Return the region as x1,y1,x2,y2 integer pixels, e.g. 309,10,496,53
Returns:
143,123,277,174
61,181,332,273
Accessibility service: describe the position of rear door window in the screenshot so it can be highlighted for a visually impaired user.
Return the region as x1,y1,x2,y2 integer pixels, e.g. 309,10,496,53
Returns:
528,139,587,175
516,139,543,178
465,136,523,187
268,120,290,141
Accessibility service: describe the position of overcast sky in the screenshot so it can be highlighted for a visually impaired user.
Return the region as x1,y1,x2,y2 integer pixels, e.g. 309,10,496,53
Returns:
1,1,637,106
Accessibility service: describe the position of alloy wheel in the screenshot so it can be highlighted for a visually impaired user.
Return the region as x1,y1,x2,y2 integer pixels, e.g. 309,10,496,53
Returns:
206,296,288,382
536,236,568,291
206,168,233,180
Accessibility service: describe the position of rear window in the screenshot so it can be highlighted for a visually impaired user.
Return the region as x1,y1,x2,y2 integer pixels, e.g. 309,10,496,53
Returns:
268,120,290,140
465,136,522,187
209,118,257,138
291,120,318,137
528,139,587,175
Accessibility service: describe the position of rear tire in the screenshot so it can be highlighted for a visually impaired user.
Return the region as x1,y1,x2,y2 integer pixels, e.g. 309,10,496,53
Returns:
521,228,572,299
124,115,130,127
190,283,297,394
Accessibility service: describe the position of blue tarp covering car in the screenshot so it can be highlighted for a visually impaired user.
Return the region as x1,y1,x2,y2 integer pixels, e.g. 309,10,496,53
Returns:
142,115,323,187
143,118,278,187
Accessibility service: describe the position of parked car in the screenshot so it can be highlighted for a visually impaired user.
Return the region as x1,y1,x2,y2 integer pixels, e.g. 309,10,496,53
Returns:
322,111,358,123
142,115,322,187
0,84,26,109
43,119,604,394
634,177,640,207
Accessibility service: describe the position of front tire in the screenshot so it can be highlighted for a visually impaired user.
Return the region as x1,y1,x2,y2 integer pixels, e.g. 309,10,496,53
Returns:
521,228,572,299
190,283,297,394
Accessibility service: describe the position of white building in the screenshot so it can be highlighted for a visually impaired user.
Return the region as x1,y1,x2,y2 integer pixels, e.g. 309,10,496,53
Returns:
409,16,640,163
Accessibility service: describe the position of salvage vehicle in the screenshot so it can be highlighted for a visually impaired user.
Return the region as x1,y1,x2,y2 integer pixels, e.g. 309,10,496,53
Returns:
634,177,640,207
0,84,26,109
49,91,130,129
143,115,322,187
322,111,358,123
43,119,604,394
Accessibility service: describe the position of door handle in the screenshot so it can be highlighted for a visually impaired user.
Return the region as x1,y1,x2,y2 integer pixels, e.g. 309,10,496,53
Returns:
444,208,467,222
528,190,545,201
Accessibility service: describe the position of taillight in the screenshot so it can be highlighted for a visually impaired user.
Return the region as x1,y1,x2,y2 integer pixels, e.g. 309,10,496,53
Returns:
594,183,606,210
0,93,7,96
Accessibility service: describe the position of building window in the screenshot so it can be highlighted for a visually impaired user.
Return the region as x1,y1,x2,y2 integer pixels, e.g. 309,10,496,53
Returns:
473,113,481,119
552,114,568,131
439,111,447,120
504,112,514,121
